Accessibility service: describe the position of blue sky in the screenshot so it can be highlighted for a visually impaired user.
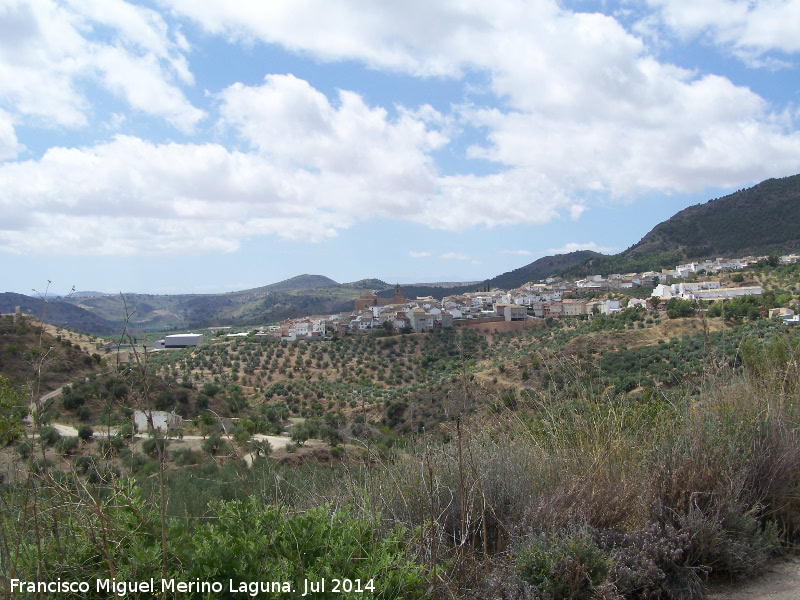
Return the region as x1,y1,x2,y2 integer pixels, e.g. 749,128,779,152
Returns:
2,0,800,295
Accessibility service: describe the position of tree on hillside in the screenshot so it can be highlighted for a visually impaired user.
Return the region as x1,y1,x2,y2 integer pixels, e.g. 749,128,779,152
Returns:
0,376,26,444
666,298,696,319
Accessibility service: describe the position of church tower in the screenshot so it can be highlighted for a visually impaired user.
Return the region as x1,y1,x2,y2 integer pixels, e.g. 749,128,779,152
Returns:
394,283,404,304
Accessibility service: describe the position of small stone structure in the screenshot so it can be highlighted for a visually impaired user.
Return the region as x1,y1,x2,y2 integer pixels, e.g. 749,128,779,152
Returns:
133,410,183,432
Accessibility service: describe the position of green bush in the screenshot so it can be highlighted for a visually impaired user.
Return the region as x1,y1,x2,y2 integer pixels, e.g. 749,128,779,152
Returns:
172,448,203,466
78,424,94,441
179,499,426,599
116,422,134,440
99,435,126,459
39,426,60,445
16,440,32,459
516,529,612,600
55,436,79,455
202,432,224,455
142,436,169,458
73,455,95,474
666,298,696,319
248,439,271,457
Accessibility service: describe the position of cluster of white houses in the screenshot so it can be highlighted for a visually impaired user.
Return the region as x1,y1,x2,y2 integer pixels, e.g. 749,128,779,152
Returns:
266,288,627,341
149,254,795,347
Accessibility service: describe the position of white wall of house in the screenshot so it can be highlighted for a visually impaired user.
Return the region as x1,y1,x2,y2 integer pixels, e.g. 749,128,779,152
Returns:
134,410,182,432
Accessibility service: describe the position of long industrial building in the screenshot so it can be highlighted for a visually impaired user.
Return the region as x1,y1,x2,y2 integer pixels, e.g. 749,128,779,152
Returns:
153,333,203,350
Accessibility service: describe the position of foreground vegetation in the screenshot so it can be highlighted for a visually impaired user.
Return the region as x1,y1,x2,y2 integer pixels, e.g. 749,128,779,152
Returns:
2,318,799,598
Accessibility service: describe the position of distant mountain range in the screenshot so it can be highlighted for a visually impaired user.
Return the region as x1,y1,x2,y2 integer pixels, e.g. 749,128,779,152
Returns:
4,174,799,335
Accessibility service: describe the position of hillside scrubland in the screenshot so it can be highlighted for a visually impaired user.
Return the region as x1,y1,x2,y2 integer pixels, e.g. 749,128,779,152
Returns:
2,301,800,598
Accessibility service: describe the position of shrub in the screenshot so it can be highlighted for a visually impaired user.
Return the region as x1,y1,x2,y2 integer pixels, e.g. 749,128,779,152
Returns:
202,432,223,455
74,455,95,475
30,458,54,474
171,448,203,466
666,298,696,319
141,437,169,458
87,465,120,485
232,427,251,444
98,436,126,459
78,424,94,441
516,529,612,600
39,426,60,446
16,440,32,459
249,439,272,457
116,422,134,440
55,436,79,455
178,499,426,599
202,382,220,397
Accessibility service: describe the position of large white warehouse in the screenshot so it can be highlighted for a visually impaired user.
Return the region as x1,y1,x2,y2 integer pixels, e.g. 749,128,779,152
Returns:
153,333,203,350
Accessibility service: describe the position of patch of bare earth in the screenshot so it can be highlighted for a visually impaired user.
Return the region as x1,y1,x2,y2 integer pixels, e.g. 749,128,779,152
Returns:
707,556,800,600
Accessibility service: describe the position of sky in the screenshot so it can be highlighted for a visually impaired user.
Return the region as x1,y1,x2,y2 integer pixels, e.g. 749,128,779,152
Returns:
2,0,800,296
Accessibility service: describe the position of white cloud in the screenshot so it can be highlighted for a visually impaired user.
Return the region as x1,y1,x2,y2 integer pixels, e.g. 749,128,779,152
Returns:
546,242,618,255
0,69,452,255
0,0,202,131
646,0,800,59
421,169,578,231
161,0,480,77
408,251,431,258
167,0,800,201
501,250,532,256
0,109,21,160
440,252,469,260
93,46,204,132
3,1,800,257
219,74,447,201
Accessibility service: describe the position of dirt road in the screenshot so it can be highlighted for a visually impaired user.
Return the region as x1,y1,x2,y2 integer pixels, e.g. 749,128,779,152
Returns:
708,557,800,600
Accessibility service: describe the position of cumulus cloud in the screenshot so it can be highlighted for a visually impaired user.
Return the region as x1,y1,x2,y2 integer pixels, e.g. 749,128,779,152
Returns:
0,133,390,254
408,251,431,258
501,250,532,256
421,170,578,231
0,0,202,131
0,70,452,255
440,252,469,260
218,74,447,214
167,0,800,198
646,0,800,60
3,1,800,257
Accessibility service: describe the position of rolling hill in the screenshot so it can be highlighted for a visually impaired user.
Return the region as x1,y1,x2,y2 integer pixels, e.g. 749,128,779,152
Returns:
557,173,800,278
251,274,340,293
0,293,118,336
0,313,103,395
625,174,800,260
46,275,388,335
393,173,800,291
376,251,600,300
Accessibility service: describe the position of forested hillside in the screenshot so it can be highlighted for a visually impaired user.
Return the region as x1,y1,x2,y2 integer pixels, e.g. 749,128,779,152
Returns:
559,174,800,278
626,174,800,260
